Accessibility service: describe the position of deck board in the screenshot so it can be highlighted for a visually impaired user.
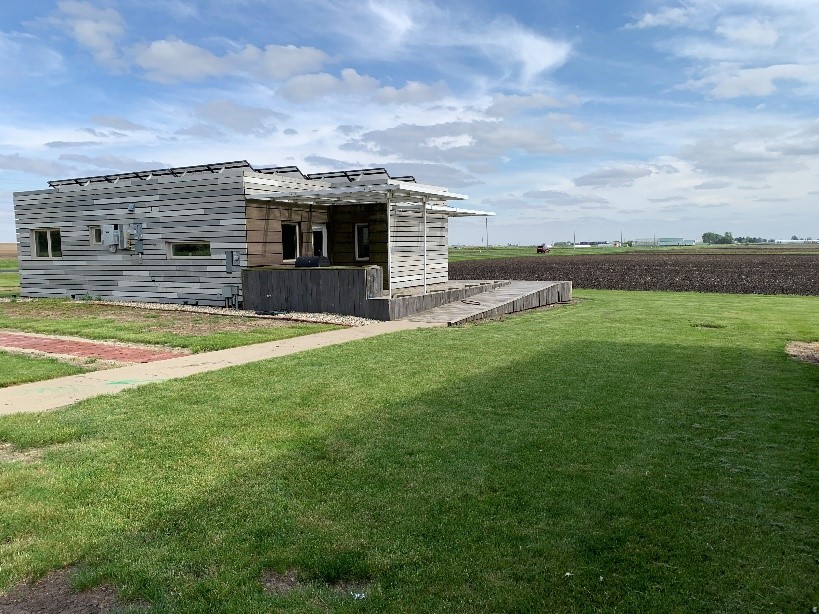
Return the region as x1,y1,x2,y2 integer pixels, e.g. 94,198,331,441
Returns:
404,281,571,325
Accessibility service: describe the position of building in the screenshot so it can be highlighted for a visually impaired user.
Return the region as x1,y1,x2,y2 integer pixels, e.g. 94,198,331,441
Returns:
13,161,493,316
632,238,696,247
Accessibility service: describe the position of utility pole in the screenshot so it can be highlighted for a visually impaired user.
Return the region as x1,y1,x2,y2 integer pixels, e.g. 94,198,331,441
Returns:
485,217,489,248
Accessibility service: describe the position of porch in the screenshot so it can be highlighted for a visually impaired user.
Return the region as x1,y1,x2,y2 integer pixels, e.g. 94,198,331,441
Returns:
241,266,571,323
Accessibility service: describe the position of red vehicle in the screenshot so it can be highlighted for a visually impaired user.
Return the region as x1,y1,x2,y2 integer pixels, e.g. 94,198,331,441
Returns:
536,244,550,254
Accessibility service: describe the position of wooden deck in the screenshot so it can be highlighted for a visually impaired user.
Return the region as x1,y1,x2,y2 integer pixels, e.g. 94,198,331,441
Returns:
404,281,571,325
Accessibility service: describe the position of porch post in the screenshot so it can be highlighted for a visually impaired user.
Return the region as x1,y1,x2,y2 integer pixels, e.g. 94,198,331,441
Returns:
422,198,427,293
386,197,392,299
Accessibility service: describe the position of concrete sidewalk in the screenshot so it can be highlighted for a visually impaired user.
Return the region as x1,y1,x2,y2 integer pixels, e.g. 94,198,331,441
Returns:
0,320,439,415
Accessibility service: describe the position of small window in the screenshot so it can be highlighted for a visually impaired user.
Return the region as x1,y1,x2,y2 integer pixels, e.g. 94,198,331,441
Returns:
89,226,103,245
170,242,211,257
282,222,299,262
355,223,370,261
32,229,62,258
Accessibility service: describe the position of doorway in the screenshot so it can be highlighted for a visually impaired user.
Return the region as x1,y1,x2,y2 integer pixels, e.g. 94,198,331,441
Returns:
312,223,327,258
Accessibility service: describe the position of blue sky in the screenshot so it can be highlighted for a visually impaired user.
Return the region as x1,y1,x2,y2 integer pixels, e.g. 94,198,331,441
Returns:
1,0,818,244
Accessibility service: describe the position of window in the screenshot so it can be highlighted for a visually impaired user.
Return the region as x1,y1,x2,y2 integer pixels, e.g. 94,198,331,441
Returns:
170,242,211,257
355,223,370,261
89,226,103,245
282,222,299,261
33,229,62,258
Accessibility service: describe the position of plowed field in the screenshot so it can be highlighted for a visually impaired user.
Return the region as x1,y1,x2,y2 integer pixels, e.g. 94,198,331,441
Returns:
450,253,819,295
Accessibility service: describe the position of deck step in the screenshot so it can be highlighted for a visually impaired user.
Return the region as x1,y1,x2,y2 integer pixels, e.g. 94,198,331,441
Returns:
403,281,571,325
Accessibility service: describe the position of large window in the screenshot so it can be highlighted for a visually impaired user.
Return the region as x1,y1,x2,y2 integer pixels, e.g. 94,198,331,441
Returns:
170,242,211,257
33,229,62,258
282,222,299,262
355,223,370,261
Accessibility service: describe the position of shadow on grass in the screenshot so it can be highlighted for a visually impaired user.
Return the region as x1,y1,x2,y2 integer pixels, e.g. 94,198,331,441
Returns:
0,321,817,611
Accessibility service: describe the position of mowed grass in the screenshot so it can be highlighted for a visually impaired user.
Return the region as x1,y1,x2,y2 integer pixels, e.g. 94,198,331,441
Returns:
0,299,337,352
0,272,20,297
0,351,85,388
0,290,817,611
0,258,17,269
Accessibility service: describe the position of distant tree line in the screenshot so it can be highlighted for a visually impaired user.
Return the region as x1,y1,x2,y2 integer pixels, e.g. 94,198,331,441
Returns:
702,232,777,244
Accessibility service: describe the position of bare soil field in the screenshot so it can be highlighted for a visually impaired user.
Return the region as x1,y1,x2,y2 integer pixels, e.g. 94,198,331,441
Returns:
0,243,17,259
450,253,819,295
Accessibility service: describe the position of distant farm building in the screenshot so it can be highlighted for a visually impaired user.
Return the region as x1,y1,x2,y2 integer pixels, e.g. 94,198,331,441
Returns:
633,238,696,247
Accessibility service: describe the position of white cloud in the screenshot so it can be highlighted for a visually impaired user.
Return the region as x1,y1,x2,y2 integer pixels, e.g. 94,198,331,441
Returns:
238,44,330,81
342,119,564,169
174,124,225,139
0,154,72,176
715,17,778,46
92,115,147,131
375,81,450,105
573,165,653,188
625,7,693,30
367,0,414,44
487,18,571,83
278,69,379,102
195,100,284,135
322,1,570,86
0,31,64,79
278,69,448,105
45,141,99,148
132,38,329,84
132,38,223,83
58,153,165,171
694,179,732,189
485,93,581,117
51,0,126,70
522,190,610,205
687,63,819,98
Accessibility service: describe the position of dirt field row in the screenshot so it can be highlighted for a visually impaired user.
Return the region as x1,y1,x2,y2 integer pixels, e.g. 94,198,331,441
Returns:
450,253,819,296
0,243,17,259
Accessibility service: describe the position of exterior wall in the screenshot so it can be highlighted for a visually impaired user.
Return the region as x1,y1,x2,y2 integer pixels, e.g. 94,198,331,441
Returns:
12,169,248,306
244,171,332,267
390,206,448,289
327,203,389,287
245,201,329,266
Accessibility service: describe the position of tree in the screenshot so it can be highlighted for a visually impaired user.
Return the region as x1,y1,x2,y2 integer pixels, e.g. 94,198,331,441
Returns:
702,232,733,244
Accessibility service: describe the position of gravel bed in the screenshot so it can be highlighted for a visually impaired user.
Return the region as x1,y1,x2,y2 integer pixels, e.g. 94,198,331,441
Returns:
1,296,377,326
82,299,377,327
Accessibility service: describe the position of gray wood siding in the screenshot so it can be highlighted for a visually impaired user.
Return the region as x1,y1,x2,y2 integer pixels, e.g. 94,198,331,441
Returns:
389,206,448,290
13,169,248,306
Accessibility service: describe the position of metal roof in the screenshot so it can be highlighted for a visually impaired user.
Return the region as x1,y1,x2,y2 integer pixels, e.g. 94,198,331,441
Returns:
48,160,252,188
48,161,417,188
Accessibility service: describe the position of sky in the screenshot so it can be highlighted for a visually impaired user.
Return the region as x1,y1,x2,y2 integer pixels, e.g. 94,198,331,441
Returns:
1,0,818,245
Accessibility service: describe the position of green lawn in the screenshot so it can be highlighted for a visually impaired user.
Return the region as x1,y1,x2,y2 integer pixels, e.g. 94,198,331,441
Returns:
0,351,86,388
0,300,337,352
0,271,20,297
0,290,817,611
0,258,17,269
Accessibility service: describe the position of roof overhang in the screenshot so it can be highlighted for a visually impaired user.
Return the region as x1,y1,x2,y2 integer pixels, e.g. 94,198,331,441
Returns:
249,179,494,217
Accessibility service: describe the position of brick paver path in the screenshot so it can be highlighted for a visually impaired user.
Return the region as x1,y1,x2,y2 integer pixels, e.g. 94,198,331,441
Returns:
0,332,187,363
